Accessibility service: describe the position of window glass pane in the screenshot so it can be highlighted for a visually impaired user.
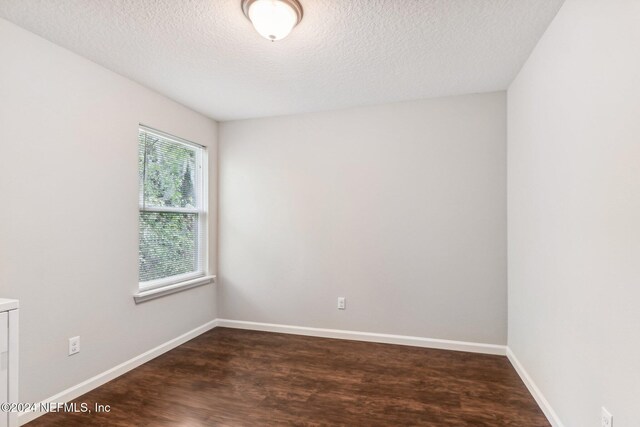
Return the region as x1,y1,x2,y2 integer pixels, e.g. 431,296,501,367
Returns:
140,132,198,209
139,212,199,282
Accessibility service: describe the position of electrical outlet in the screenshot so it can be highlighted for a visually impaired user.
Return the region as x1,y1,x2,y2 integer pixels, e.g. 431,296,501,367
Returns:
601,407,613,427
69,336,80,356
337,297,346,310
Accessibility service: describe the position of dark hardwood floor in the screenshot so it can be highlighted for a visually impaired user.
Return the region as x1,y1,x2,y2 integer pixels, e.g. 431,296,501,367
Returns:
28,327,548,426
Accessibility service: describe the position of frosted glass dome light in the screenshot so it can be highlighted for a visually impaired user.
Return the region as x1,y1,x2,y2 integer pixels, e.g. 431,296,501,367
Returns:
241,0,303,41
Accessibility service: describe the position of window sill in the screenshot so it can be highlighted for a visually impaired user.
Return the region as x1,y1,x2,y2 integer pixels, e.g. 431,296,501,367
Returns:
133,275,215,304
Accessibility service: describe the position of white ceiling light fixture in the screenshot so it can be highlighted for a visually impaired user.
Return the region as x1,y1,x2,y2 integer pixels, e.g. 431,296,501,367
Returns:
241,0,303,41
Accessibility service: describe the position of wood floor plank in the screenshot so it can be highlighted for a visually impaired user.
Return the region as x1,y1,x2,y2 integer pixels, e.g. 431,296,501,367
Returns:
27,327,549,426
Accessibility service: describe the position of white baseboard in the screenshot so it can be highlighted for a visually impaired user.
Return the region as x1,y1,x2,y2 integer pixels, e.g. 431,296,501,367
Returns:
19,319,218,426
506,347,564,427
216,319,506,356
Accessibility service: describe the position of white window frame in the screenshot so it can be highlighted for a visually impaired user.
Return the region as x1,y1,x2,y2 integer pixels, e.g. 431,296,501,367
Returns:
134,125,214,303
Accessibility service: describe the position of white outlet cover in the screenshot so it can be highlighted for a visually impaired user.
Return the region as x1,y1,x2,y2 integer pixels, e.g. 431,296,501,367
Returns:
601,407,613,427
337,297,346,310
68,336,80,355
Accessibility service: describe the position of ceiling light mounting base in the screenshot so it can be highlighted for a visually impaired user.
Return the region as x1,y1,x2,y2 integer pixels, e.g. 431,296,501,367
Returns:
241,0,303,23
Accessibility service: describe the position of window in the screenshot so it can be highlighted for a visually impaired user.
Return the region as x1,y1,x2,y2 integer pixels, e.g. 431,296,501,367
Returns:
136,125,210,301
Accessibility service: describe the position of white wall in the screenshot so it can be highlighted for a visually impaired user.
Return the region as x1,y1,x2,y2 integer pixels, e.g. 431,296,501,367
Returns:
0,19,218,404
219,92,507,345
508,1,640,426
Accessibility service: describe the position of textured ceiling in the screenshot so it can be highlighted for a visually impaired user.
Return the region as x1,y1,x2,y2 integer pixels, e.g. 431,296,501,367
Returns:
0,0,564,121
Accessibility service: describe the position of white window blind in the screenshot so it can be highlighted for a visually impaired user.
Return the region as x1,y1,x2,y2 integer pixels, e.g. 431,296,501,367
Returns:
138,125,207,291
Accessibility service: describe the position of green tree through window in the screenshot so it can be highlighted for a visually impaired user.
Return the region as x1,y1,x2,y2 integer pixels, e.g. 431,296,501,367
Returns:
138,127,206,287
